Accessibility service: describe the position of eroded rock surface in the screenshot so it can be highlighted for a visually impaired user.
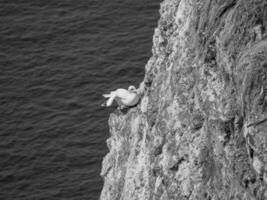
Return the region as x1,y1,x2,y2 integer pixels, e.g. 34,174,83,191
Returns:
100,0,267,199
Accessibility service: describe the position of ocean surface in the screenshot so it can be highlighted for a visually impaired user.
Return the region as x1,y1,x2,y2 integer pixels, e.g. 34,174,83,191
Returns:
0,0,161,199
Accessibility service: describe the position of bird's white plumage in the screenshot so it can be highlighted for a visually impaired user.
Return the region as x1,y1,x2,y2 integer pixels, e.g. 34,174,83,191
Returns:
102,85,140,109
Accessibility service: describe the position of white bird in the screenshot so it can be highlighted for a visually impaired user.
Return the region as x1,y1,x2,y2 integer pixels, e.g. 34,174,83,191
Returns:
102,85,140,109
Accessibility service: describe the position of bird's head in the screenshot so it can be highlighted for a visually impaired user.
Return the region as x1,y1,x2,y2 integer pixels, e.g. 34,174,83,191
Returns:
128,85,136,92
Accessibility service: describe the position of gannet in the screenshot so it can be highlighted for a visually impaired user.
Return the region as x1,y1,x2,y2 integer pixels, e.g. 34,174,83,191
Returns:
102,85,140,109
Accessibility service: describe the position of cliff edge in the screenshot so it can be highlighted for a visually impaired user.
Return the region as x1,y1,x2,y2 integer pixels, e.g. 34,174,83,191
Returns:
100,0,267,199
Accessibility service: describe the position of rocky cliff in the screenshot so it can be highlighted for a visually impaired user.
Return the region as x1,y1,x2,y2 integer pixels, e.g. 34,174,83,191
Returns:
100,0,267,199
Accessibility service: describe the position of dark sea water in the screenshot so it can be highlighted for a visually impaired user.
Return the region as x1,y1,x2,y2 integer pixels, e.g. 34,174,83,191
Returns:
0,0,161,199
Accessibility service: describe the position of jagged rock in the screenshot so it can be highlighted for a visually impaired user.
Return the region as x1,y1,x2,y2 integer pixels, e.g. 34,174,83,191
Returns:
100,0,267,199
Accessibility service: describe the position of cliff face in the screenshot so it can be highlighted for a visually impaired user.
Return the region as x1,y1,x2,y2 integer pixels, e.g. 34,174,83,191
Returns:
100,0,267,199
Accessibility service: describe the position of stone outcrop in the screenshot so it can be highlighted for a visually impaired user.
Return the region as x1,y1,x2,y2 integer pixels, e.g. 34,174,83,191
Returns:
100,0,267,199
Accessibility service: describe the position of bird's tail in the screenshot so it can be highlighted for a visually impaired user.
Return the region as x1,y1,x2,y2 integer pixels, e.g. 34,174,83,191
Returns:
103,94,111,98
106,92,116,107
102,92,116,107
